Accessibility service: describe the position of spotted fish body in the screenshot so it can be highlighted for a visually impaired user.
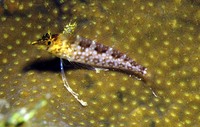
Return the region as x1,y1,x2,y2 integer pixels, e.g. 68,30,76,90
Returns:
32,33,147,76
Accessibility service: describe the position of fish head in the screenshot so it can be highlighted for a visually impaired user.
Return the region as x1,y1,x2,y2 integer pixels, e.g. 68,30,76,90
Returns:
31,33,59,50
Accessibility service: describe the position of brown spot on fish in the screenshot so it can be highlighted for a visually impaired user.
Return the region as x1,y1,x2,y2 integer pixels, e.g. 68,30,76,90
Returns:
94,43,109,53
52,34,59,41
108,61,114,66
130,61,138,66
124,56,132,61
140,66,147,75
75,55,80,60
93,58,99,64
118,63,125,68
78,37,92,48
111,49,124,59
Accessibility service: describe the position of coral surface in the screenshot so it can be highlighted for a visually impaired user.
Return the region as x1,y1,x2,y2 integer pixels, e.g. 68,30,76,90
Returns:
0,0,200,126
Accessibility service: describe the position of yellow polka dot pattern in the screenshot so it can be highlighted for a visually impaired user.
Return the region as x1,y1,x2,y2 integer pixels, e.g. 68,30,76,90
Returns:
0,0,200,126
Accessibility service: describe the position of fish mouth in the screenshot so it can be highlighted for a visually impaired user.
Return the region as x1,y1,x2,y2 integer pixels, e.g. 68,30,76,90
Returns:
32,43,47,50
31,40,48,50
31,41,38,45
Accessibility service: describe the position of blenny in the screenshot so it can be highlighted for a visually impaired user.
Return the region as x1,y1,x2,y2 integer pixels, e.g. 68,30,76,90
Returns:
32,23,147,106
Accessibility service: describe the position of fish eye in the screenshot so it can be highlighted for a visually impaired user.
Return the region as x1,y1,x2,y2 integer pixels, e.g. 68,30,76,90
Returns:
47,41,51,45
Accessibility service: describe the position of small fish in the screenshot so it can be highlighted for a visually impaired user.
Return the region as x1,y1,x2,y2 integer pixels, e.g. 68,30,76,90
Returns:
32,24,147,77
32,23,147,106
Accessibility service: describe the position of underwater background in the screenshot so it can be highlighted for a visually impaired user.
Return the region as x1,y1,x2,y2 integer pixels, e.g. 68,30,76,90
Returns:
0,0,200,126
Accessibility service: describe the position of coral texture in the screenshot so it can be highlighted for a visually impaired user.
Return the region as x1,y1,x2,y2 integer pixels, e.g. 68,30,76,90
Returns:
0,0,200,126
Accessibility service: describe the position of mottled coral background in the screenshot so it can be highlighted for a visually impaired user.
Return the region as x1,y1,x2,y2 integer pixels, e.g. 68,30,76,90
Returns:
0,0,200,126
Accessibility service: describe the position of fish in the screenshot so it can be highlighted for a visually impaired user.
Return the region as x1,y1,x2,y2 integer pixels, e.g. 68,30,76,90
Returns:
31,23,148,106
32,25,147,77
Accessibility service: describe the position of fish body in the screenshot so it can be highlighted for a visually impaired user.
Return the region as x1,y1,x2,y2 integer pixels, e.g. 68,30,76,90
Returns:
32,24,149,106
32,32,147,76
